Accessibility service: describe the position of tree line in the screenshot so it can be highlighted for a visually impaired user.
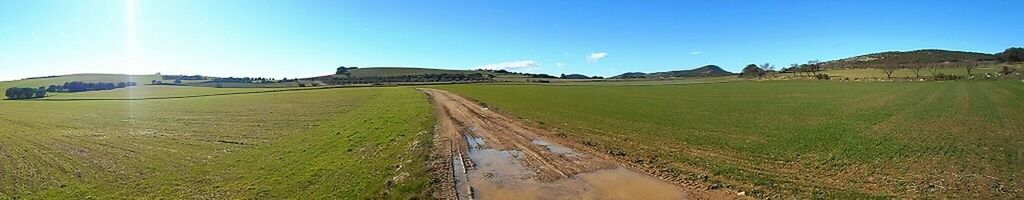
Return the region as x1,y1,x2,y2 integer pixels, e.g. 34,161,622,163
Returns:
211,77,290,83
318,73,493,85
5,81,139,100
162,75,206,80
5,87,47,100
47,81,138,93
476,69,558,78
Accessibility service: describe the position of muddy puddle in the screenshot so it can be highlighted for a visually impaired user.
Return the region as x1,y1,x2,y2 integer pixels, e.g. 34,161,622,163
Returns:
456,135,685,200
531,139,579,157
424,89,706,200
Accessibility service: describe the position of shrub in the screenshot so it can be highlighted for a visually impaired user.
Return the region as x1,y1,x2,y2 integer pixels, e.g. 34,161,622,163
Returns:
1001,66,1016,75
933,73,962,81
815,73,830,80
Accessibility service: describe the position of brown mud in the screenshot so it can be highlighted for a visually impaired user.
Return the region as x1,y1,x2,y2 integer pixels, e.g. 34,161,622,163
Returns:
423,88,737,200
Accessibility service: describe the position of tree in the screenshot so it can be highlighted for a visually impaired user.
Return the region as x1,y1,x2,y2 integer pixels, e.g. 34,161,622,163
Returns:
965,62,977,77
336,66,351,76
758,63,774,78
35,87,46,97
789,63,799,76
740,64,764,78
806,60,821,76
5,87,45,100
911,62,924,78
927,63,940,77
46,85,60,92
884,64,897,78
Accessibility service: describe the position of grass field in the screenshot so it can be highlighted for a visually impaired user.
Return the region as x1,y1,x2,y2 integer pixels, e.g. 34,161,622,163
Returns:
434,80,1024,198
0,87,435,199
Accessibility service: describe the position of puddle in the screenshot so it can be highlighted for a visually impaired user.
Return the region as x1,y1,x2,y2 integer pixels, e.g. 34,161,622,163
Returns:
458,139,685,200
452,152,471,200
466,134,486,150
531,139,579,156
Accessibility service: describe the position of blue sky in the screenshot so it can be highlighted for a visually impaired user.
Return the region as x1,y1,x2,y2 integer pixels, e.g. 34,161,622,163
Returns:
1,0,1022,81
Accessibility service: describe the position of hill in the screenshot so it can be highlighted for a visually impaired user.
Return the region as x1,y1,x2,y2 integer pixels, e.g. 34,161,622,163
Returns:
345,67,486,78
306,67,495,85
0,73,160,90
822,49,997,69
611,65,733,79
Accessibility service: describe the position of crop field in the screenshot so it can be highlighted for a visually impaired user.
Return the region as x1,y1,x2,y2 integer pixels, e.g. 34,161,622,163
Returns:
0,87,435,199
434,80,1024,198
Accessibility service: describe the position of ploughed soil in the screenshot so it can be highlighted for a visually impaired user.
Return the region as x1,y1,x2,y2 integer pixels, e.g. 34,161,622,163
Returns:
422,89,738,200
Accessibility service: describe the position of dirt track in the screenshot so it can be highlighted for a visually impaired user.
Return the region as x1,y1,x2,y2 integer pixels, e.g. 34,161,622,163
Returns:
423,88,735,200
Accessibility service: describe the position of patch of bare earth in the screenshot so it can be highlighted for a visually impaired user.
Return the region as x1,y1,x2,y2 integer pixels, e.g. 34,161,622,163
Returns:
422,89,739,199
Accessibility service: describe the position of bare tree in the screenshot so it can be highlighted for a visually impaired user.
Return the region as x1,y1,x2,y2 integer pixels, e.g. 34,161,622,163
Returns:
927,63,940,77
884,64,897,79
759,63,775,78
911,62,923,78
807,60,821,76
790,63,799,77
965,62,977,77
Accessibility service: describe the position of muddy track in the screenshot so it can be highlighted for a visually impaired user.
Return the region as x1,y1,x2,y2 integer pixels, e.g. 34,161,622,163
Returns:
422,88,738,200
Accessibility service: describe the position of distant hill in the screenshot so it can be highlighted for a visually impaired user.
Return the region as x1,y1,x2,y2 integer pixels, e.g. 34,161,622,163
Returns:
0,74,160,89
345,67,487,78
611,65,733,79
822,49,997,69
561,74,593,79
306,67,495,85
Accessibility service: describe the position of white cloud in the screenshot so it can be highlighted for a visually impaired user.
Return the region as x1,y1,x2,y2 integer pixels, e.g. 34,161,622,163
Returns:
587,52,608,62
556,62,567,68
476,60,540,71
689,51,702,55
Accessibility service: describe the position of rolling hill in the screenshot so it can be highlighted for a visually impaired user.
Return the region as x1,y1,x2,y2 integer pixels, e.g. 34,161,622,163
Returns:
345,67,486,78
822,49,997,69
611,65,734,79
0,73,160,90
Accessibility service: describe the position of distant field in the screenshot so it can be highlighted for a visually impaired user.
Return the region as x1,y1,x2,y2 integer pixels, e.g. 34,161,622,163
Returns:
782,65,1022,79
495,76,740,86
44,85,283,100
0,74,160,89
435,80,1024,198
183,81,304,88
0,87,435,199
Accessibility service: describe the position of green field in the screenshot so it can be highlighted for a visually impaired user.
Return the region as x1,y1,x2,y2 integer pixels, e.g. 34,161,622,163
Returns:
0,87,435,199
434,80,1024,198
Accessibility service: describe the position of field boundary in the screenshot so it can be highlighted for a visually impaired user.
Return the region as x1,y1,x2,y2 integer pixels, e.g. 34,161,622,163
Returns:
18,82,480,101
